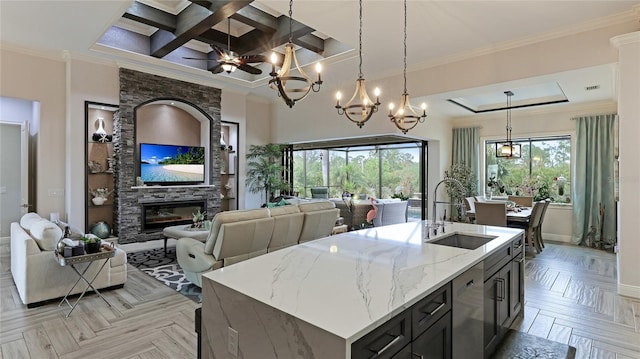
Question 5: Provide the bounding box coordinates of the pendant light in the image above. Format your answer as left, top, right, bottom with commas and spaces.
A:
269, 0, 322, 108
388, 0, 427, 134
495, 91, 521, 158
334, 0, 381, 128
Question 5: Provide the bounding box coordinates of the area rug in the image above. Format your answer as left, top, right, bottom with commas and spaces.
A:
127, 246, 202, 303
491, 330, 576, 359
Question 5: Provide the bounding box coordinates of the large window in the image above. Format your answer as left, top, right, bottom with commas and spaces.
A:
293, 144, 422, 200
485, 136, 571, 203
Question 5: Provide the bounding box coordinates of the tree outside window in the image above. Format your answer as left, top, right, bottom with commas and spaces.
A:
485, 136, 571, 203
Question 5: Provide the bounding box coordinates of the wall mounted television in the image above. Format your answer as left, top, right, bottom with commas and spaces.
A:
139, 143, 205, 185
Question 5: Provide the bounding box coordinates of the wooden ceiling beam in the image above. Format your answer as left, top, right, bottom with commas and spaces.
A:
293, 34, 324, 55
123, 1, 176, 32
231, 6, 277, 33
151, 1, 253, 58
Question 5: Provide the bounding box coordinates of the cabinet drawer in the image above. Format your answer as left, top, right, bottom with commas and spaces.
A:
511, 234, 524, 257
484, 244, 512, 280
352, 309, 411, 359
412, 282, 451, 340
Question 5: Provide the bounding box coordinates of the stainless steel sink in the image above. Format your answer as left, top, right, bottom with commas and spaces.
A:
428, 233, 497, 250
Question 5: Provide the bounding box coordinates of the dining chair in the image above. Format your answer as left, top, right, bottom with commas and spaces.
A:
510, 200, 545, 257
536, 199, 551, 249
464, 197, 476, 212
508, 195, 533, 208
474, 202, 507, 227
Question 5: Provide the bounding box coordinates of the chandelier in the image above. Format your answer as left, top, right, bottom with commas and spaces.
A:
269, 0, 322, 108
388, 0, 427, 134
334, 0, 381, 128
495, 91, 521, 158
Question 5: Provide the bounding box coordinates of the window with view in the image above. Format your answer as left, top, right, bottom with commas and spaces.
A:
485, 136, 571, 204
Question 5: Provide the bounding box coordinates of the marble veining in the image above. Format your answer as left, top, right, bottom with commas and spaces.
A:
203, 221, 522, 343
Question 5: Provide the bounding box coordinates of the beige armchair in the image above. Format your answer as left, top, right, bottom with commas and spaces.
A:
474, 202, 507, 227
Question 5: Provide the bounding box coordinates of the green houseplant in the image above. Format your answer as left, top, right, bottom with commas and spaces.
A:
246, 144, 290, 205
79, 235, 101, 254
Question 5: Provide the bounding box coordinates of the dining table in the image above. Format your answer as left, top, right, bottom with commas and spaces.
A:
466, 206, 532, 223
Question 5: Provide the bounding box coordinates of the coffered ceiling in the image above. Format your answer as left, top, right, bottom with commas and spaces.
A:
1, 1, 639, 116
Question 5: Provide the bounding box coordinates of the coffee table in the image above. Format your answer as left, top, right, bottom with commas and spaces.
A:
162, 224, 209, 255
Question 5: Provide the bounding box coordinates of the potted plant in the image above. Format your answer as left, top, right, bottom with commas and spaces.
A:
79, 235, 101, 254
246, 144, 290, 205
444, 163, 477, 221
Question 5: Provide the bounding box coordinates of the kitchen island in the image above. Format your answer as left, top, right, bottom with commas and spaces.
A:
200, 221, 524, 359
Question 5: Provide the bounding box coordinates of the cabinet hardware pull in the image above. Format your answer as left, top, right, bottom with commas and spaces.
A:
418, 302, 446, 325
496, 278, 504, 302
373, 334, 403, 356
466, 279, 475, 287
411, 353, 424, 359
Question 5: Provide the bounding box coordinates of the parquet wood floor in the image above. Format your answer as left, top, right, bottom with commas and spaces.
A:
513, 242, 640, 359
1, 241, 638, 358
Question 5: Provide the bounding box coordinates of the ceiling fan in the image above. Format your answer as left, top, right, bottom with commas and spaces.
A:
183, 18, 265, 75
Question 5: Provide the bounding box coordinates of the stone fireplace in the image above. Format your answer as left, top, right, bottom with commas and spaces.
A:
114, 68, 222, 243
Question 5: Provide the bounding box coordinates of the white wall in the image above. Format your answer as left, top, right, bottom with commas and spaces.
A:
0, 49, 66, 218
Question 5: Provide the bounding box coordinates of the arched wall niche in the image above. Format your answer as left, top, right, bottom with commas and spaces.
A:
116, 68, 221, 244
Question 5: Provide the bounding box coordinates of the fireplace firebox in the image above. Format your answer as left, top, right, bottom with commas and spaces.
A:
141, 200, 206, 232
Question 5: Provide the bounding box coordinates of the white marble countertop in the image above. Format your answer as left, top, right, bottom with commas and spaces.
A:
203, 221, 523, 343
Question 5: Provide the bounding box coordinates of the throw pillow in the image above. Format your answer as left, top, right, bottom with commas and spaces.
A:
20, 212, 42, 231
30, 218, 63, 251
278, 198, 288, 206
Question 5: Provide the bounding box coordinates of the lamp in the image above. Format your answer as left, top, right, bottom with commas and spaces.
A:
495, 91, 521, 158
388, 0, 427, 134
334, 0, 381, 128
269, 0, 322, 108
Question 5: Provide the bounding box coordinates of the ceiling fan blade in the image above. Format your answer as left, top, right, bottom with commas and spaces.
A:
183, 57, 219, 61
237, 63, 262, 75
240, 55, 266, 64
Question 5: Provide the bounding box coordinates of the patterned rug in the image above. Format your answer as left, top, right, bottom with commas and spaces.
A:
127, 246, 202, 303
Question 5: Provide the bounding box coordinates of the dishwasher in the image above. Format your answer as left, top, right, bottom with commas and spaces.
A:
452, 262, 484, 359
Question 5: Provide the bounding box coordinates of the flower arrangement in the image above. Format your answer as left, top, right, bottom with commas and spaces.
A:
192, 209, 207, 228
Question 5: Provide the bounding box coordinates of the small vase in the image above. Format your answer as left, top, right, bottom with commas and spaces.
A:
485, 188, 493, 200
85, 241, 101, 254
92, 118, 112, 143
92, 196, 107, 206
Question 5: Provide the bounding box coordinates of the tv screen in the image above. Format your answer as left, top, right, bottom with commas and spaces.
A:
139, 143, 205, 185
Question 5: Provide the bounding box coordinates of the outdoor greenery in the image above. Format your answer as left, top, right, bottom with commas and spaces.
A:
485, 136, 571, 203
246, 144, 290, 203
292, 146, 421, 199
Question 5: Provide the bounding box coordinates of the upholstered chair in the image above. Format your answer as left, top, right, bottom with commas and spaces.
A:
474, 202, 507, 227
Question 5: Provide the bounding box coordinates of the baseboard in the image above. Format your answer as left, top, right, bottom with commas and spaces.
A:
543, 233, 572, 243
618, 283, 640, 299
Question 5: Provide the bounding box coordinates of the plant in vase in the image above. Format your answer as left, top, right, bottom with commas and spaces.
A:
486, 175, 499, 200
90, 187, 112, 205
79, 235, 101, 254
192, 209, 207, 229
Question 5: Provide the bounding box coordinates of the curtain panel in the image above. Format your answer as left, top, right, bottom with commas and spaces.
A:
572, 114, 617, 246
452, 127, 480, 193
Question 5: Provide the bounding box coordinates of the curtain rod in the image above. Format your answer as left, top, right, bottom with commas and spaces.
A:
570, 113, 618, 120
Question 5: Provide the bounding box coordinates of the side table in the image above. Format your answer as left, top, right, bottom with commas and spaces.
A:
55, 244, 116, 317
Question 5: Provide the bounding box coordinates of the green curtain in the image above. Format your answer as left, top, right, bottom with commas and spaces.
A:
452, 127, 480, 193
572, 114, 616, 246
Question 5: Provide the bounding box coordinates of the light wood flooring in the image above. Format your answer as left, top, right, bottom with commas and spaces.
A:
1, 241, 639, 358
512, 242, 640, 359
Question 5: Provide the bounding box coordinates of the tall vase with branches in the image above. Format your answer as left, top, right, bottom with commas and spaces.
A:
246, 144, 290, 205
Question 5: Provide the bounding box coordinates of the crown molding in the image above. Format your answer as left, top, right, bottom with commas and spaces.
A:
0, 42, 66, 62
610, 31, 640, 47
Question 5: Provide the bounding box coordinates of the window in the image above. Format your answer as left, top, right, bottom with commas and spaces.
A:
292, 144, 423, 201
485, 136, 571, 203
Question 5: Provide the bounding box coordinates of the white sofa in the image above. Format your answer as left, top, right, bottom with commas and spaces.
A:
10, 213, 127, 307
176, 201, 339, 287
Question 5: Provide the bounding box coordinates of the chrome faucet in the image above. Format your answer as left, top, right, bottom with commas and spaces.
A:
432, 177, 466, 224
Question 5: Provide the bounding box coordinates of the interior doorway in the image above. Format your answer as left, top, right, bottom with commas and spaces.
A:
0, 97, 38, 238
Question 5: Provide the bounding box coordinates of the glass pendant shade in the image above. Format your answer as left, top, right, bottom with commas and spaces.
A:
221, 63, 236, 73
495, 91, 521, 158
